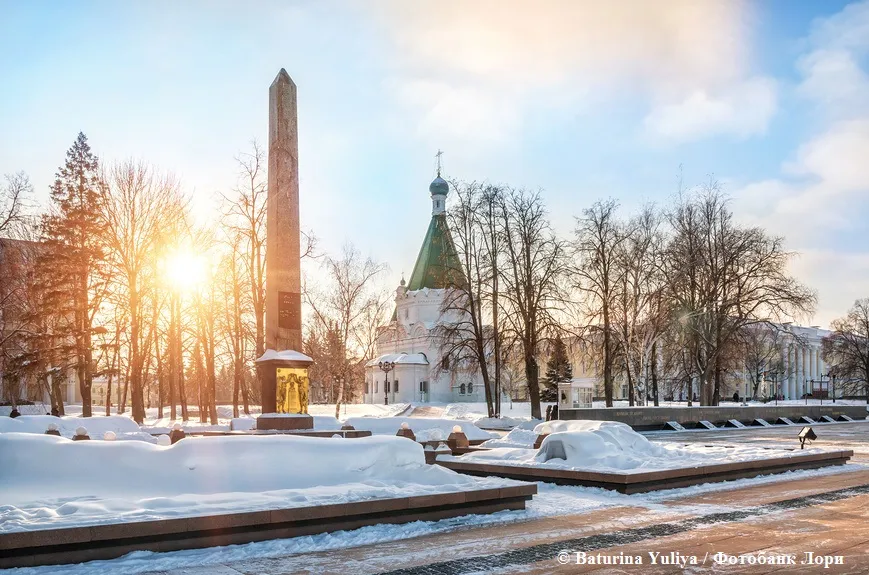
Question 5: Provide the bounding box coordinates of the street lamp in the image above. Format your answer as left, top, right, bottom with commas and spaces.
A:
378, 360, 395, 405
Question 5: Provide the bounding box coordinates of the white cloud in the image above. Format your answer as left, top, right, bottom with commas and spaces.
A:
643, 77, 777, 143
731, 1, 869, 325
370, 0, 759, 145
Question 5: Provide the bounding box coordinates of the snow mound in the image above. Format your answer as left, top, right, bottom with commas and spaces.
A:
473, 416, 529, 430
344, 417, 495, 441
535, 427, 666, 469
2, 433, 463, 500
481, 427, 539, 448
1, 433, 498, 533
0, 415, 141, 438
534, 419, 630, 435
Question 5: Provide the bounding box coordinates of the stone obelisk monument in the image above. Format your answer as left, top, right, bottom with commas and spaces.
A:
257, 68, 314, 429
266, 68, 302, 353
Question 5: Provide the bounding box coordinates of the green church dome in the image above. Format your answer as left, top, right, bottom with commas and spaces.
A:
429, 176, 449, 196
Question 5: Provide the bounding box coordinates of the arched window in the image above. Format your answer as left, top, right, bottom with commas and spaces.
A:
459, 383, 466, 395
467, 382, 474, 394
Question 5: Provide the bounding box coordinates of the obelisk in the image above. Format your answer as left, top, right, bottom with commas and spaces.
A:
257, 68, 313, 428
266, 68, 302, 353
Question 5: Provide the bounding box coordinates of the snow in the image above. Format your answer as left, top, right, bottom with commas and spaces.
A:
533, 419, 632, 435
480, 427, 539, 449
343, 417, 496, 442
8, 462, 862, 575
255, 349, 313, 363
0, 415, 141, 438
0, 433, 514, 534
442, 420, 836, 474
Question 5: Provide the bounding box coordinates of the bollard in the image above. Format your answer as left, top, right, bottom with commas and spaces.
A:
447, 425, 469, 451
72, 426, 90, 441
44, 423, 61, 437
156, 435, 171, 446
396, 421, 416, 442
103, 431, 117, 441
169, 423, 186, 444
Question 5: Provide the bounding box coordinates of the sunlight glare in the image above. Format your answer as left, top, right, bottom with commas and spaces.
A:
163, 249, 206, 293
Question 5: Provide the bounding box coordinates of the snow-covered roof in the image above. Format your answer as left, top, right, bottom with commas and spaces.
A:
366, 353, 429, 367
256, 349, 314, 363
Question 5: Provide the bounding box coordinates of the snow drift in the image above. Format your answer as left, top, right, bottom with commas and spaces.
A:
0, 432, 505, 533
446, 419, 826, 474
0, 415, 141, 438
343, 417, 495, 441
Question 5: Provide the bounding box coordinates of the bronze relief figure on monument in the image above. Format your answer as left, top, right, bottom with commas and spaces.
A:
256, 68, 314, 431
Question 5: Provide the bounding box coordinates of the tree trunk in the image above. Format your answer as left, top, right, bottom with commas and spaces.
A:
651, 341, 659, 406
526, 353, 541, 420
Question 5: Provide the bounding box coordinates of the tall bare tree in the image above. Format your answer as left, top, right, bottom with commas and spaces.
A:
499, 188, 567, 420
100, 161, 186, 423
437, 181, 500, 418
823, 299, 869, 402
305, 243, 388, 417
573, 199, 625, 407
665, 182, 815, 405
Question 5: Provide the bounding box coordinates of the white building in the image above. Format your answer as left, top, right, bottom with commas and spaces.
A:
363, 175, 486, 405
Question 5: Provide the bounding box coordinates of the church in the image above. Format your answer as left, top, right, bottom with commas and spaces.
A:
362, 173, 486, 405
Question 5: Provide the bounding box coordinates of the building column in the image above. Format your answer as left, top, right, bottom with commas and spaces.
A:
781, 345, 789, 399
790, 345, 798, 399
793, 345, 801, 399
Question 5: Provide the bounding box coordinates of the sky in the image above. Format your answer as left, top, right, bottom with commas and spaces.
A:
1, 0, 868, 328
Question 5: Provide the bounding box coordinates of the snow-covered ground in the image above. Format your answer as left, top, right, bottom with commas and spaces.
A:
344, 416, 496, 441
449, 420, 835, 474
0, 433, 517, 534
6, 462, 863, 575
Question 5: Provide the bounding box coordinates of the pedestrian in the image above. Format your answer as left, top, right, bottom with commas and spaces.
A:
551, 404, 559, 420
545, 405, 553, 421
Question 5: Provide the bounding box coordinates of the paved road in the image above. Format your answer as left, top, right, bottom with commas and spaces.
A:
154, 422, 869, 575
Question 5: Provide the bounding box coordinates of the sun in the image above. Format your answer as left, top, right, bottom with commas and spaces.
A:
162, 248, 206, 293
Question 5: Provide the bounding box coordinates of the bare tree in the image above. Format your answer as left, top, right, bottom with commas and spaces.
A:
823, 299, 869, 402
100, 161, 187, 423
573, 199, 626, 407
305, 243, 388, 417
436, 181, 499, 418
499, 188, 567, 420
665, 182, 816, 405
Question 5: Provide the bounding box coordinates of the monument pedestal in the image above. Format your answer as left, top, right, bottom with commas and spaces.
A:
257, 413, 314, 431
256, 349, 315, 431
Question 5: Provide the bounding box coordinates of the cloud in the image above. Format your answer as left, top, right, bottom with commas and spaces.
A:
732, 1, 869, 325
371, 0, 759, 146
643, 77, 777, 143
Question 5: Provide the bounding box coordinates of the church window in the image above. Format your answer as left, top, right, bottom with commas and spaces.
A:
467, 382, 474, 394
459, 383, 466, 395
364, 382, 369, 394
419, 381, 428, 392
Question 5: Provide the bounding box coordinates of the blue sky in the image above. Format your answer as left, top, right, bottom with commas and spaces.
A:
1, 0, 868, 327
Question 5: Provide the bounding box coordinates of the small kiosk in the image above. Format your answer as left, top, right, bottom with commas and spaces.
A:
558, 379, 594, 410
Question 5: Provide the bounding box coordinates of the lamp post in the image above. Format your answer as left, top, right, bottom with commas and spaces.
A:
378, 360, 395, 406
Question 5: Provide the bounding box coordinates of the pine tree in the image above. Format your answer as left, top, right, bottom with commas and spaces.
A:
35, 133, 106, 417
542, 335, 572, 401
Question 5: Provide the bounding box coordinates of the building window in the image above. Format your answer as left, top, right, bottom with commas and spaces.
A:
375, 381, 378, 393
404, 308, 409, 319
419, 381, 428, 393
394, 379, 399, 393
442, 356, 450, 371
364, 382, 369, 394
467, 382, 474, 394
385, 380, 390, 393
459, 383, 466, 395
